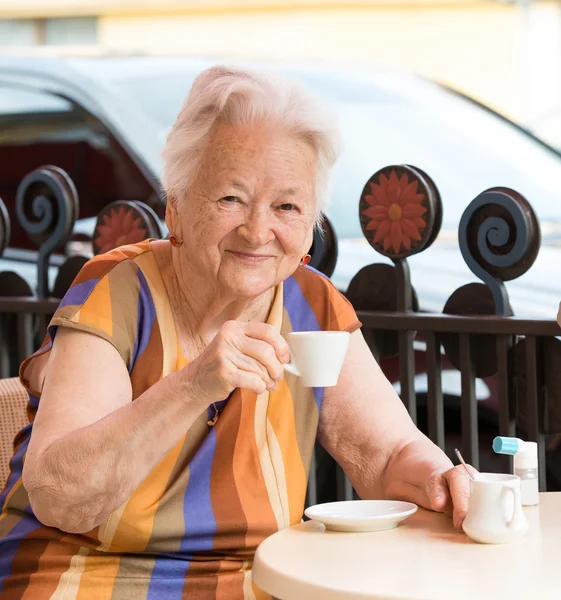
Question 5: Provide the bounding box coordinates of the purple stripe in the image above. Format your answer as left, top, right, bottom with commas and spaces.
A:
27, 392, 39, 412
283, 275, 326, 409
58, 278, 99, 308
283, 275, 321, 334
130, 269, 157, 372
180, 429, 217, 553
0, 425, 31, 512
313, 386, 324, 410
146, 556, 192, 600
146, 430, 217, 598
0, 513, 42, 590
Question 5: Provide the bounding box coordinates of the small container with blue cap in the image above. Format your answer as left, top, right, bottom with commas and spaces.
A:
493, 436, 539, 506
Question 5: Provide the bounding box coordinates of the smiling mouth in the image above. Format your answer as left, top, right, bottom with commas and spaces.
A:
227, 251, 273, 262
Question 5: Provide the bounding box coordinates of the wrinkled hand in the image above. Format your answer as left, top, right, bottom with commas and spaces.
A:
183, 320, 290, 407
426, 464, 478, 530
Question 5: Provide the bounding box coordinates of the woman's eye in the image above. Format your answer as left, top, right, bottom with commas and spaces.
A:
279, 203, 297, 211
221, 196, 239, 203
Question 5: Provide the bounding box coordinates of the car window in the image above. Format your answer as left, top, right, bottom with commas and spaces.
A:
0, 85, 73, 116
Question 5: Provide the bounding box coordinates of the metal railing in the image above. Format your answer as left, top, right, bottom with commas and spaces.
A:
308, 165, 561, 502
2, 164, 561, 502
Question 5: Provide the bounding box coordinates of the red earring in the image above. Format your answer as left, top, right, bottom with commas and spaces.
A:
301, 254, 311, 266
169, 234, 183, 247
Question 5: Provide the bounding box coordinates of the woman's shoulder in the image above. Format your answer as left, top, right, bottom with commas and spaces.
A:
72, 240, 155, 286
289, 264, 341, 296
286, 266, 361, 333
46, 241, 162, 370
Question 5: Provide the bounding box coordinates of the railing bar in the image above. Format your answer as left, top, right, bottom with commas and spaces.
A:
16, 314, 28, 368
335, 464, 354, 502
23, 313, 34, 359
305, 448, 317, 509
425, 331, 444, 450
0, 316, 9, 379
0, 298, 60, 313
459, 333, 478, 469
357, 311, 561, 337
496, 335, 515, 474
36, 314, 47, 343
524, 336, 546, 491
399, 330, 416, 424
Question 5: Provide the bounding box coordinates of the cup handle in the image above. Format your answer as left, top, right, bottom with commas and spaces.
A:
283, 361, 300, 377
504, 486, 525, 529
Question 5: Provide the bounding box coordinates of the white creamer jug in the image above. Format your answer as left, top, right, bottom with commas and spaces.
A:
463, 473, 528, 544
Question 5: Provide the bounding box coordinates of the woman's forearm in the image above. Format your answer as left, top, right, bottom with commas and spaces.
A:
24, 371, 204, 534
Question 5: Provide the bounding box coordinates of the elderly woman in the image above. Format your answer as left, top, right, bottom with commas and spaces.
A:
0, 66, 470, 599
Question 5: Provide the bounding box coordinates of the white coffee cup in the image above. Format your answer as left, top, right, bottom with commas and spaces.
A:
283, 331, 350, 387
462, 473, 529, 544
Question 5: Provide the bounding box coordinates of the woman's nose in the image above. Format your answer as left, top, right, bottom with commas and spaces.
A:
237, 211, 275, 246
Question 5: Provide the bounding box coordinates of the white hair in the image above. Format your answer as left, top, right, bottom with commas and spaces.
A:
161, 65, 341, 223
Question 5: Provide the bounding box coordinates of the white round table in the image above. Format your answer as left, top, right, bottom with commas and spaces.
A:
253, 492, 561, 600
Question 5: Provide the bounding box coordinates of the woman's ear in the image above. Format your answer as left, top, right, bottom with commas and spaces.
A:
165, 193, 180, 236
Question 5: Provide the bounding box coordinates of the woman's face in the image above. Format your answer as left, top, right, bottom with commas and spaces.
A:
168, 122, 317, 299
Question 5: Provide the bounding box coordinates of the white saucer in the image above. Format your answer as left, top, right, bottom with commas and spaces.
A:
304, 500, 418, 532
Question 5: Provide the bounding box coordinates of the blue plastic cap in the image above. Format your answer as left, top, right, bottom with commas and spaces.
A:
493, 436, 521, 455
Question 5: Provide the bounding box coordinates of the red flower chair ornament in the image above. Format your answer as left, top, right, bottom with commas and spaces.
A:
94, 200, 162, 255
359, 165, 441, 260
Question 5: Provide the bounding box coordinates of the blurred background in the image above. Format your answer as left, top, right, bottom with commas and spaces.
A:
2, 0, 561, 312
1, 0, 561, 141
2, 0, 561, 490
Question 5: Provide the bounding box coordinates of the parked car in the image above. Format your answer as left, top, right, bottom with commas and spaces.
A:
527, 107, 561, 154
2, 54, 561, 406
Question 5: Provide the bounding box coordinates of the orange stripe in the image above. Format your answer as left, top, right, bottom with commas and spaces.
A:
233, 389, 278, 551
292, 267, 360, 332
107, 435, 186, 553
182, 560, 220, 599
1, 529, 71, 600
74, 551, 121, 600
215, 560, 246, 600
19, 539, 83, 600
266, 379, 308, 525
72, 240, 151, 285
77, 275, 113, 336
210, 392, 248, 552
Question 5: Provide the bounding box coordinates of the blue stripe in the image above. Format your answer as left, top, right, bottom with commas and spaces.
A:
0, 512, 42, 591
58, 278, 98, 308
283, 275, 321, 333
180, 429, 217, 554
283, 275, 325, 410
147, 429, 217, 598
0, 424, 31, 512
130, 268, 157, 372
27, 392, 39, 412
146, 556, 193, 600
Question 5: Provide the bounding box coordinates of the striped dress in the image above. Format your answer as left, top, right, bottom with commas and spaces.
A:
0, 240, 360, 600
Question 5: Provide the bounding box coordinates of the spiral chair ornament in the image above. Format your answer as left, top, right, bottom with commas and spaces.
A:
16, 166, 79, 298
458, 187, 540, 316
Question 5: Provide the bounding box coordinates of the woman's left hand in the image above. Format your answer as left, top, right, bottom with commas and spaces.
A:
426, 464, 477, 530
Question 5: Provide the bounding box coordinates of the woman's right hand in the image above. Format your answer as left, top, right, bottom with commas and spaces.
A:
183, 321, 291, 406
